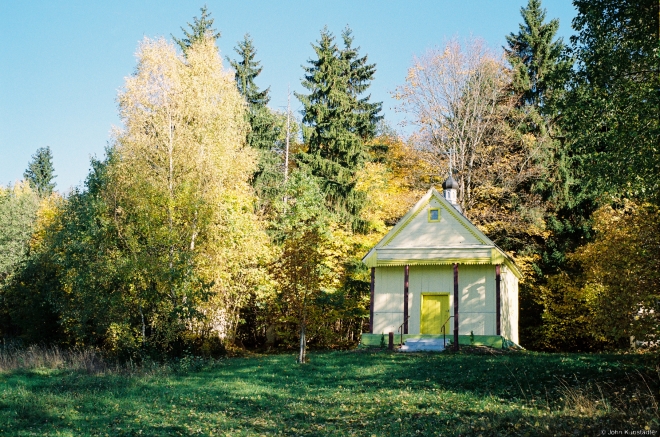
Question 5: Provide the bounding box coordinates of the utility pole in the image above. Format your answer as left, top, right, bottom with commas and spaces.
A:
284, 85, 290, 183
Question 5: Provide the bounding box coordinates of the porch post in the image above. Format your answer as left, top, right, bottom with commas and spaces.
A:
495, 265, 501, 336
403, 265, 409, 334
370, 267, 375, 333
453, 263, 459, 351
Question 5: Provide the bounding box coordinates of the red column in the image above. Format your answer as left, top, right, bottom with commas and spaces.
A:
370, 267, 375, 334
403, 265, 409, 334
495, 265, 501, 336
453, 263, 459, 351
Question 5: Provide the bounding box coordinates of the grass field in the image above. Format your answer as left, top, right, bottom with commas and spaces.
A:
0, 347, 658, 436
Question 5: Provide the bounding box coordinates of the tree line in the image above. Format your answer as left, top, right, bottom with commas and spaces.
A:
0, 0, 657, 358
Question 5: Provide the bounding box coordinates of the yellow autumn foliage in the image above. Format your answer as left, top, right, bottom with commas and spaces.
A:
111, 36, 271, 345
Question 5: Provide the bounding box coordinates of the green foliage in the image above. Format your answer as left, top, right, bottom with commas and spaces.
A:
537, 202, 660, 351
0, 350, 657, 435
23, 146, 56, 198
228, 34, 270, 108
172, 5, 221, 53
264, 171, 369, 353
0, 183, 42, 339
499, 0, 599, 350
0, 183, 39, 282
269, 171, 335, 356
560, 0, 660, 202
296, 27, 382, 232
505, 0, 568, 107
520, 0, 659, 350
228, 34, 289, 214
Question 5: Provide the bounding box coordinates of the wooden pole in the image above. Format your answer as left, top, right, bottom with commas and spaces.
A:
453, 263, 459, 351
495, 265, 501, 336
284, 85, 290, 182
370, 267, 375, 333
403, 265, 409, 334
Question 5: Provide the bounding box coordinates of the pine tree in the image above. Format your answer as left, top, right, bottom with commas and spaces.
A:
24, 146, 56, 198
296, 27, 382, 231
228, 34, 283, 212
229, 34, 270, 108
505, 0, 567, 107
172, 5, 221, 53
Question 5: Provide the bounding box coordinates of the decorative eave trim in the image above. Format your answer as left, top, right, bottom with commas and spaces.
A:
377, 257, 493, 267
363, 250, 377, 268
503, 258, 523, 280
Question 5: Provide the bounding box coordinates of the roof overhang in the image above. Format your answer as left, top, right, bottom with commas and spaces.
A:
363, 246, 522, 278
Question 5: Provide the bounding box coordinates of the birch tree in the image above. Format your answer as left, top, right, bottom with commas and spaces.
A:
111, 36, 269, 349
394, 38, 511, 214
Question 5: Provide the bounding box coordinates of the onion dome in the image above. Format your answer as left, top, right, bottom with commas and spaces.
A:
442, 175, 458, 190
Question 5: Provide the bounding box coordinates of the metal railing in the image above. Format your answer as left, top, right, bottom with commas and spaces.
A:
396, 315, 452, 348
440, 315, 453, 348
397, 316, 411, 347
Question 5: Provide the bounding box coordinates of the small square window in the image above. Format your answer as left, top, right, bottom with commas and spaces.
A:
429, 208, 440, 222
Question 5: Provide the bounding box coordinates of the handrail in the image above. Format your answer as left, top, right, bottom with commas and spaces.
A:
397, 316, 411, 346
440, 315, 453, 348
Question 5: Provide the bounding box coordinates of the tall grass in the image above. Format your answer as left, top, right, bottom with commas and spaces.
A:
0, 344, 106, 373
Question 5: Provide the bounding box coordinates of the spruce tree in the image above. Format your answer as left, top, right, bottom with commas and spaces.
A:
505, 0, 567, 107
24, 146, 56, 198
172, 5, 221, 53
228, 35, 283, 212
296, 27, 382, 231
229, 34, 270, 108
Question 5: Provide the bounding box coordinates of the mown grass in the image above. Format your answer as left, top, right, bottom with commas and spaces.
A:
0, 346, 658, 436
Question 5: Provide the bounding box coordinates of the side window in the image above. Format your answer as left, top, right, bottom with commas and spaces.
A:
428, 208, 440, 222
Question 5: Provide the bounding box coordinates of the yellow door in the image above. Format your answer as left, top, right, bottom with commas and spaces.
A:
421, 295, 450, 334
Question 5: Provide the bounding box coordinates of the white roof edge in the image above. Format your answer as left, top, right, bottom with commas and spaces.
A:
361, 187, 522, 279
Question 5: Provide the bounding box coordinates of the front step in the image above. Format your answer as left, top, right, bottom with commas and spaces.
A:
399, 338, 446, 352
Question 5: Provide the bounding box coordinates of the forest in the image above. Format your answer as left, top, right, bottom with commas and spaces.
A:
0, 0, 658, 360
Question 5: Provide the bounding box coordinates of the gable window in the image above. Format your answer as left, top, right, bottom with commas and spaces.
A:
428, 208, 440, 222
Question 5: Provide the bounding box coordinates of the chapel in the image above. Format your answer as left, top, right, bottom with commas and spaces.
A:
361, 176, 521, 348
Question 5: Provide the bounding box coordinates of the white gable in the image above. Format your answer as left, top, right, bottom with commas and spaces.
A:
362, 188, 522, 279
382, 194, 486, 248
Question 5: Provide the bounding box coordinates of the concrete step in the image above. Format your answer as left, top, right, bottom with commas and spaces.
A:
399, 338, 446, 352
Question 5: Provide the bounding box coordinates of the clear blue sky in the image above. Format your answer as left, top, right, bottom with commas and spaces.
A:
0, 1, 577, 192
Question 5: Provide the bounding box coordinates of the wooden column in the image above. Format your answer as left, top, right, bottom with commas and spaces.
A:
453, 263, 459, 351
370, 267, 375, 333
495, 265, 501, 336
403, 265, 409, 334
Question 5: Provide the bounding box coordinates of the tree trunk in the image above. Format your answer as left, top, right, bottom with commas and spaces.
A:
298, 322, 306, 363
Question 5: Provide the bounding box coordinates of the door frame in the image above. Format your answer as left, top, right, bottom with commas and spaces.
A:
420, 292, 451, 334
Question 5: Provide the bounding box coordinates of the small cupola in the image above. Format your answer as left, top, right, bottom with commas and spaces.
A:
442, 175, 461, 212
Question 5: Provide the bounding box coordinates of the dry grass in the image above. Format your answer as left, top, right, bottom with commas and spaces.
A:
556, 367, 660, 421
0, 344, 107, 373
557, 378, 612, 414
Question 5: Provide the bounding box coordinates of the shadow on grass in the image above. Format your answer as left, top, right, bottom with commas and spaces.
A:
0, 349, 657, 436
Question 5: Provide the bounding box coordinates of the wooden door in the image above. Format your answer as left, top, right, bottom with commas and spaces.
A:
421, 294, 450, 334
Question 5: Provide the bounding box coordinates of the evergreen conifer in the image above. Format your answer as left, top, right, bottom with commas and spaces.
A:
296, 27, 382, 231
228, 35, 283, 213
229, 35, 270, 108
505, 0, 567, 107
172, 5, 221, 53
24, 146, 56, 198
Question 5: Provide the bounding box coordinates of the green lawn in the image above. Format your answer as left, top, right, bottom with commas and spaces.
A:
0, 347, 658, 436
